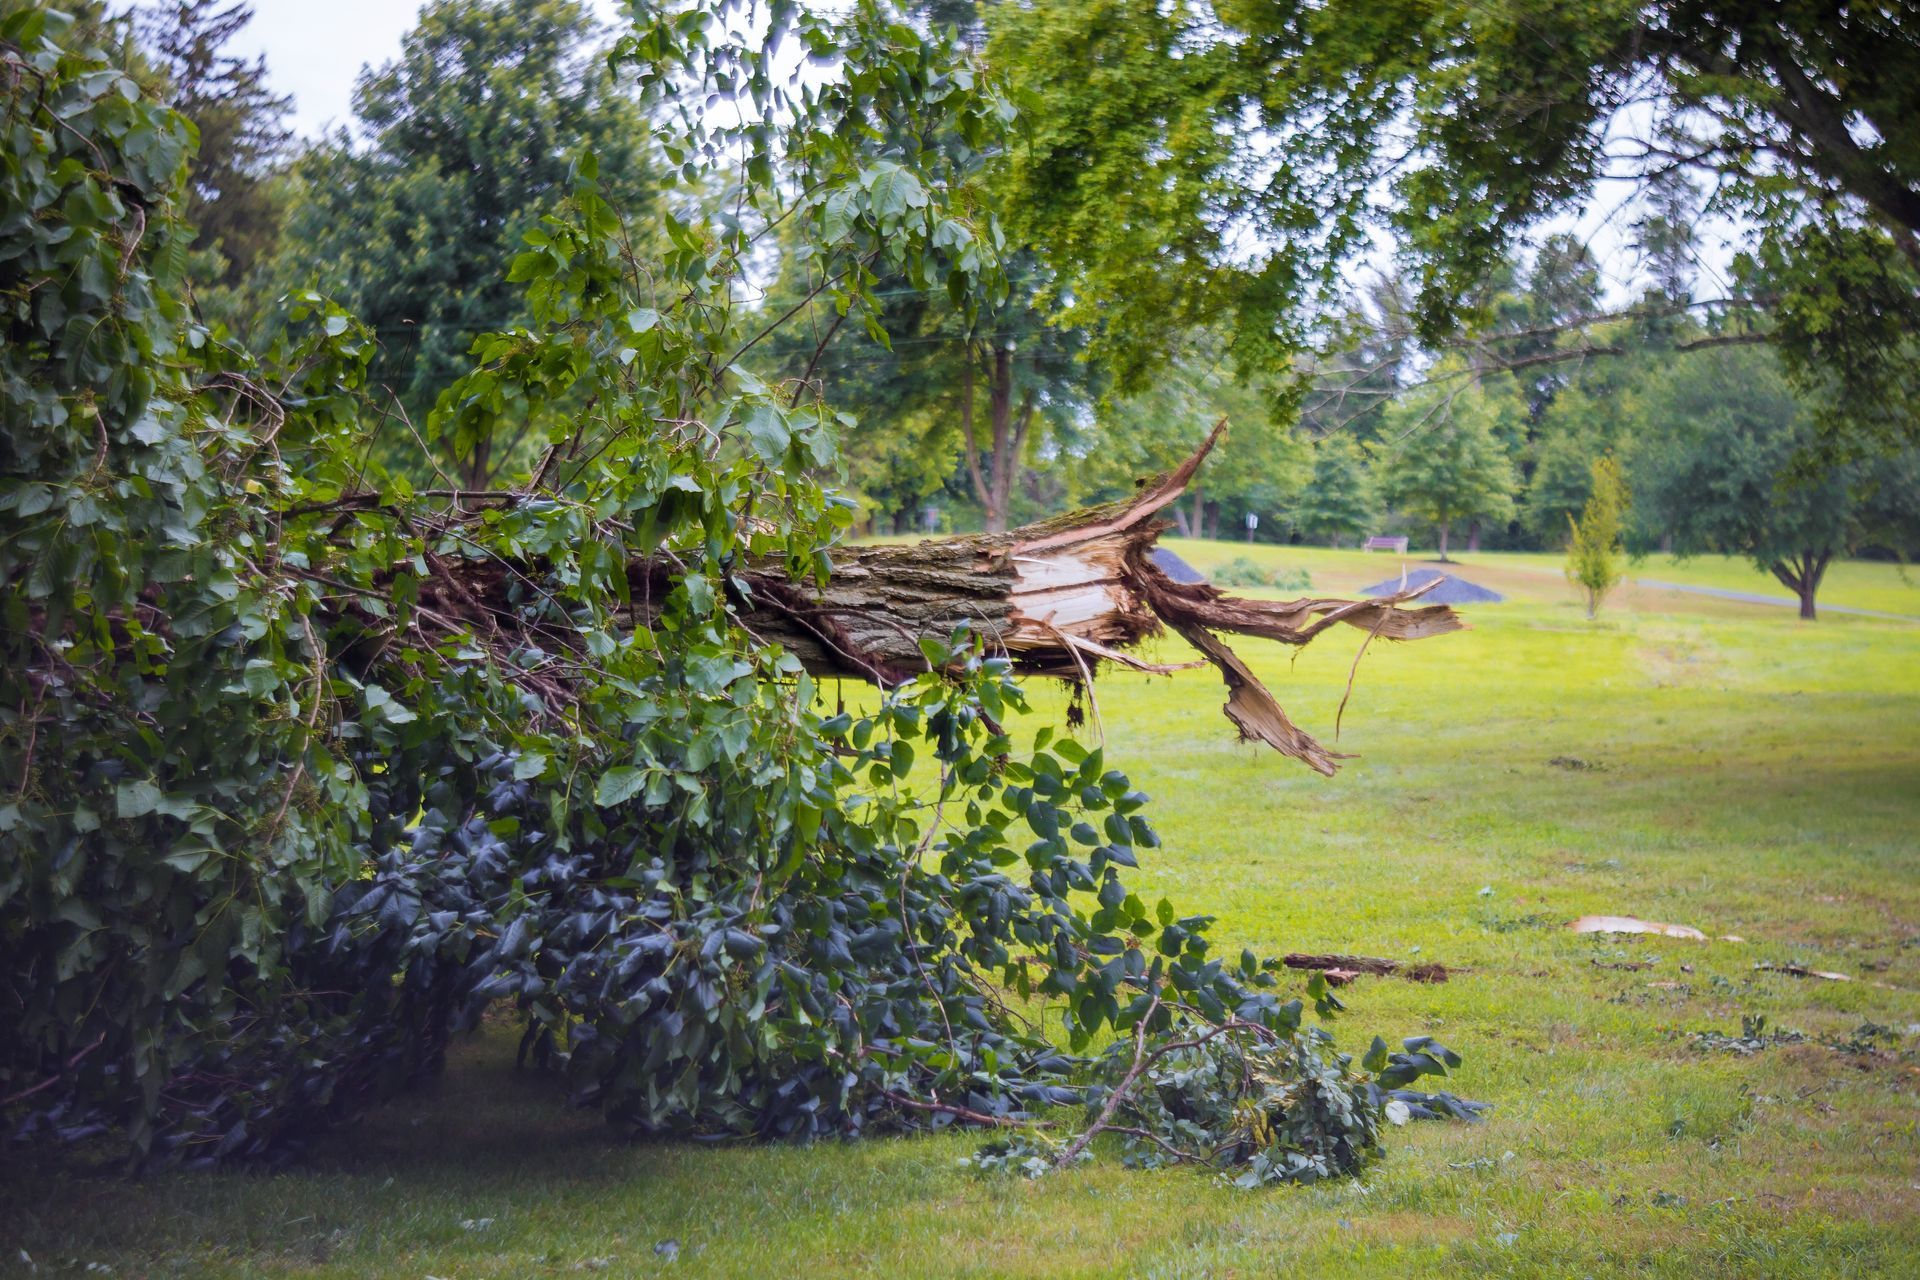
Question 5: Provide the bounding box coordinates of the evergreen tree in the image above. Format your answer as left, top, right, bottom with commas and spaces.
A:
1292, 435, 1375, 547
1632, 169, 1702, 305
140, 2, 291, 288
1565, 455, 1627, 619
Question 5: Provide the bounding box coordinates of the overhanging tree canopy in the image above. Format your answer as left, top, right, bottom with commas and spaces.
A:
990, 0, 1920, 451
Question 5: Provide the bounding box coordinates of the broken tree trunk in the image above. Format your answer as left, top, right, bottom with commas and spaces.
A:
425, 422, 1465, 775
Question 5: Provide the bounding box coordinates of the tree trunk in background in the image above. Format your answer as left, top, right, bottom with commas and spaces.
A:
960, 344, 1037, 535
1204, 500, 1221, 540
1771, 549, 1832, 622
461, 433, 493, 492
1466, 520, 1481, 553
1436, 524, 1451, 561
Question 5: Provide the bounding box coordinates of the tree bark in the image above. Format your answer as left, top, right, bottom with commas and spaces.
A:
1436, 524, 1451, 561
1466, 520, 1481, 553
961, 343, 1038, 535
1770, 548, 1832, 622
414, 422, 1464, 775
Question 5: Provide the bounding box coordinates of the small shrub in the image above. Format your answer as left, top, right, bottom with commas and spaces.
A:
1212, 557, 1313, 592
1566, 455, 1628, 618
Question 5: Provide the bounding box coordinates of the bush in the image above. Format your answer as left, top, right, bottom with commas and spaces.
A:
1212, 557, 1313, 592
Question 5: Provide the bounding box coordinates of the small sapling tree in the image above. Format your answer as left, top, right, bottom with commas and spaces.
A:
1566, 455, 1627, 618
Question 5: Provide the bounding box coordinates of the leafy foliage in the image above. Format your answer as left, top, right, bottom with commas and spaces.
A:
1210, 558, 1311, 594
1628, 346, 1920, 619
1292, 436, 1377, 547
264, 0, 662, 480
1088, 1024, 1479, 1187
1, 0, 1466, 1178
1378, 373, 1522, 558
1065, 339, 1307, 541
140, 0, 291, 288
990, 0, 1920, 453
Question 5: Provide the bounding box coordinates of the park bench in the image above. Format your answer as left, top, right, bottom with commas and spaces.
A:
1363, 535, 1409, 553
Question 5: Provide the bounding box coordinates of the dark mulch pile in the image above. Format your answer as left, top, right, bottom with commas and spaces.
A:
1361, 566, 1505, 604
1150, 547, 1208, 585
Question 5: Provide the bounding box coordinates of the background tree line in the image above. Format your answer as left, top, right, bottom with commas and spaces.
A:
118, 0, 1920, 615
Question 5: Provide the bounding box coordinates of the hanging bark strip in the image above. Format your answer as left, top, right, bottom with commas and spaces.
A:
419, 422, 1466, 773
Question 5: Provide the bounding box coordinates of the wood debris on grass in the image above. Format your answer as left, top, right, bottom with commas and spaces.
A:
1568, 915, 1708, 940
598, 419, 1463, 776
1754, 961, 1853, 982
1280, 952, 1454, 984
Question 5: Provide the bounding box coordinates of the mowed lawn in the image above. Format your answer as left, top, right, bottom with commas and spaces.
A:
5, 542, 1919, 1278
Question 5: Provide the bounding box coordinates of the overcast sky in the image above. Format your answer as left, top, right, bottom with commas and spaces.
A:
229, 0, 622, 139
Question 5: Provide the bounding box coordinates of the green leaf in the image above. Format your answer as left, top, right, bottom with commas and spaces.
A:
864, 161, 926, 218
115, 779, 162, 818
742, 402, 791, 462
596, 766, 648, 806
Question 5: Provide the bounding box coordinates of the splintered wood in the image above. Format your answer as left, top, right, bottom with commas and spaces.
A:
726, 419, 1464, 773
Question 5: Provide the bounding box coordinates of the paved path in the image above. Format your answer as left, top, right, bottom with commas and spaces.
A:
1634, 578, 1920, 622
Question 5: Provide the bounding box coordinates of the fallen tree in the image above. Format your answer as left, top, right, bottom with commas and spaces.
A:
413, 419, 1461, 777
3, 3, 1476, 1177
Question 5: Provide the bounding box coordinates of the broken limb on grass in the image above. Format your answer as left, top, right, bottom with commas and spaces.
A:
407, 421, 1463, 773
1279, 953, 1456, 984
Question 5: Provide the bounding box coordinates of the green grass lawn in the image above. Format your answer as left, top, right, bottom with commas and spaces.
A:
5, 549, 1919, 1278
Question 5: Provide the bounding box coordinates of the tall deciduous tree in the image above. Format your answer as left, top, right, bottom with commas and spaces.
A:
1379, 371, 1521, 560
1631, 346, 1920, 619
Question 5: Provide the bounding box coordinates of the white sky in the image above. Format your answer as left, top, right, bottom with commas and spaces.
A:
228, 0, 623, 139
